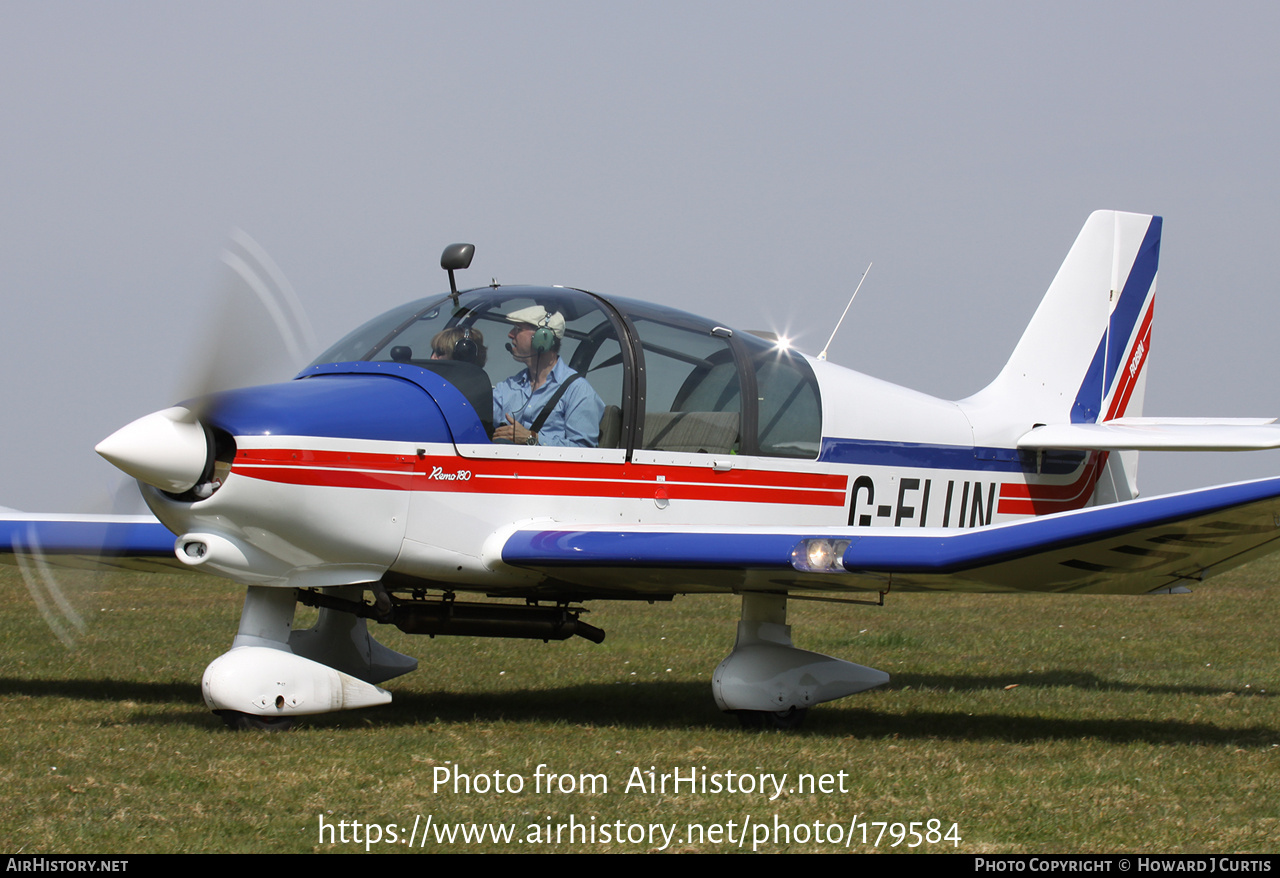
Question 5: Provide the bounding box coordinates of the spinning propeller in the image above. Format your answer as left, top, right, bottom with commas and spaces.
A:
96, 229, 317, 498
19, 230, 317, 646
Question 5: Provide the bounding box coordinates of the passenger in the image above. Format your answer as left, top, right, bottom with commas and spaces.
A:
423, 326, 492, 435
492, 306, 603, 447
430, 327, 487, 367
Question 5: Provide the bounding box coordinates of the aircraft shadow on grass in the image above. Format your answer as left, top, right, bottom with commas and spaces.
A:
1, 676, 1269, 747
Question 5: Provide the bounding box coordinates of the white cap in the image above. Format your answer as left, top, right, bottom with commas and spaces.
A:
505, 305, 565, 339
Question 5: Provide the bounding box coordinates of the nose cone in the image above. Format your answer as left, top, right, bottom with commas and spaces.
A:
96, 406, 209, 493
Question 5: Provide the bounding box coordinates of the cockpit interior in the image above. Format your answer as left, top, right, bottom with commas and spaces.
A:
310, 286, 822, 459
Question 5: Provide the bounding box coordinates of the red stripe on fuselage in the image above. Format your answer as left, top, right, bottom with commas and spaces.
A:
997, 452, 1108, 515
231, 449, 851, 507
234, 448, 420, 469
997, 297, 1154, 516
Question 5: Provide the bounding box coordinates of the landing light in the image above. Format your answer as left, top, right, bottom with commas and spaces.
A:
791, 538, 851, 573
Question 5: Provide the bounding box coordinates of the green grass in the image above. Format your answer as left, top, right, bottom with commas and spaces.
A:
1, 560, 1277, 853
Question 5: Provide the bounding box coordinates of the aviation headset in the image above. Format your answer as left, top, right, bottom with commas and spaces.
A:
452, 326, 479, 364
531, 314, 558, 355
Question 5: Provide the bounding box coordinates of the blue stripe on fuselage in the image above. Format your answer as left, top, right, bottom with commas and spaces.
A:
818, 436, 1084, 474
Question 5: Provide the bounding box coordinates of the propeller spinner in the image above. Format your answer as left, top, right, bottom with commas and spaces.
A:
95, 406, 209, 494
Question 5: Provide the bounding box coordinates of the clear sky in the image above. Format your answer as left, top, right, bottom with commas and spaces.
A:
3, 1, 1279, 512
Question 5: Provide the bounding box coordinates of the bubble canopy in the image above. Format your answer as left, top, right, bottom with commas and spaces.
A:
310, 285, 821, 459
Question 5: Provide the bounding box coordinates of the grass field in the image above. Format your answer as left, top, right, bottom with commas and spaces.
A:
1, 558, 1277, 854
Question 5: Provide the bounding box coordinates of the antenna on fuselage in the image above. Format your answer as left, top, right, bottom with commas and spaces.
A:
441, 243, 476, 305
816, 262, 872, 362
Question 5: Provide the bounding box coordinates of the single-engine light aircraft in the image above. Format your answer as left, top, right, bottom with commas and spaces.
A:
7, 210, 1280, 730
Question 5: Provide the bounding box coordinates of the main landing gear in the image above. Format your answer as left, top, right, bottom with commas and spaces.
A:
736, 706, 809, 731
713, 593, 889, 731
203, 586, 888, 731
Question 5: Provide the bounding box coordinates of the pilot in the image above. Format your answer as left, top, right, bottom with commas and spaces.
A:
492, 305, 604, 447
430, 327, 487, 367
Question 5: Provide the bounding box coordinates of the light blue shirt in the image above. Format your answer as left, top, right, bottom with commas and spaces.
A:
492, 357, 604, 447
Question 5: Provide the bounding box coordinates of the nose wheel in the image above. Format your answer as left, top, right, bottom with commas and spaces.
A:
217, 710, 295, 732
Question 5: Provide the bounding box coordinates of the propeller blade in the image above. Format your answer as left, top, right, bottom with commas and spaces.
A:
182, 229, 318, 423
24, 231, 318, 649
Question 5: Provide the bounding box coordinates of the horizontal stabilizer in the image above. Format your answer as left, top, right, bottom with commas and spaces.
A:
1019, 417, 1280, 452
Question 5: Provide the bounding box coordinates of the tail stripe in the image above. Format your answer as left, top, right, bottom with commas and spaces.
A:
1104, 217, 1162, 393
1104, 299, 1154, 421
1069, 216, 1162, 424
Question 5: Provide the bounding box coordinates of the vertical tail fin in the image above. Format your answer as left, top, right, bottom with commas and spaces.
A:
964, 210, 1162, 501
968, 210, 1161, 425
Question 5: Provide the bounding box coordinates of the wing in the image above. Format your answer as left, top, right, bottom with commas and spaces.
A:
501, 477, 1280, 596
0, 512, 182, 572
